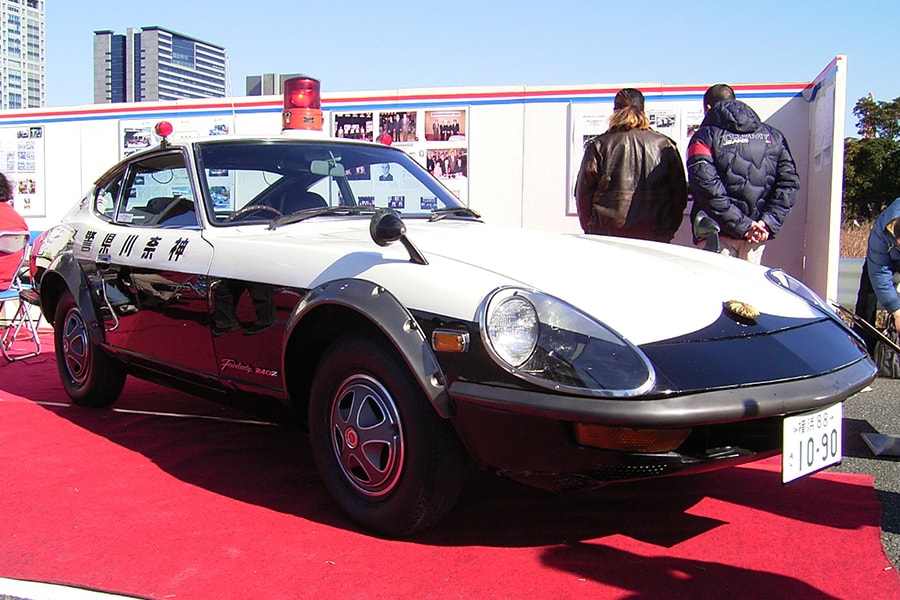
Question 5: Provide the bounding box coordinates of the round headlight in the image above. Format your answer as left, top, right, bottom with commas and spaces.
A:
486, 294, 538, 367
480, 287, 655, 397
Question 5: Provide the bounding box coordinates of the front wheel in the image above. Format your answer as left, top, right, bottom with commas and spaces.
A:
54, 290, 126, 407
309, 335, 466, 536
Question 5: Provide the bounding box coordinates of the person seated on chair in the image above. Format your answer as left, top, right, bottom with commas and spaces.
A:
855, 196, 900, 355
0, 171, 28, 291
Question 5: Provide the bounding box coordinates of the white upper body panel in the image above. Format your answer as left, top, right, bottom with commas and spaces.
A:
198, 217, 818, 345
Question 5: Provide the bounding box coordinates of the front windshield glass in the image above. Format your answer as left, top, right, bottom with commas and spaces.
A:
195, 139, 465, 226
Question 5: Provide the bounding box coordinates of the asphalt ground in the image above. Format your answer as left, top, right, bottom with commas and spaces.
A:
830, 376, 900, 569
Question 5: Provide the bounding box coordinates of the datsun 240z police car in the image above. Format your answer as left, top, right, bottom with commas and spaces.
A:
29, 78, 876, 536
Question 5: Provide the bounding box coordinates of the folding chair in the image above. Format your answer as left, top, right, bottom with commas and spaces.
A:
0, 230, 41, 361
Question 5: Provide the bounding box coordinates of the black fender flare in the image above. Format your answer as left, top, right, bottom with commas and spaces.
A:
285, 278, 453, 418
41, 252, 106, 347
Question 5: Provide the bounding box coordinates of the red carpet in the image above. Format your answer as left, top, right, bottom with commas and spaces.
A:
1, 337, 898, 599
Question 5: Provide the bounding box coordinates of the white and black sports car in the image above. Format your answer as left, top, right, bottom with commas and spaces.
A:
31, 123, 875, 536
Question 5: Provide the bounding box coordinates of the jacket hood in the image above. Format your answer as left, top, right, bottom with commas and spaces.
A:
702, 99, 762, 134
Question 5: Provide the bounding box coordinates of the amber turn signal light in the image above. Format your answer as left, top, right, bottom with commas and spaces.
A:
431, 330, 470, 353
573, 423, 691, 453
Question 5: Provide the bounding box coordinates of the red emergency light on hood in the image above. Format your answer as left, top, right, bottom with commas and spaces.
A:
281, 76, 323, 131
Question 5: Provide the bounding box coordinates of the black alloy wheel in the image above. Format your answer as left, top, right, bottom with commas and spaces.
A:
54, 290, 126, 407
308, 334, 466, 536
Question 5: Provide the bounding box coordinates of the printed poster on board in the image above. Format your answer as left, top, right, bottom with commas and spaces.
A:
0, 125, 46, 217
567, 101, 703, 216
328, 108, 470, 206
119, 116, 236, 209
118, 116, 235, 159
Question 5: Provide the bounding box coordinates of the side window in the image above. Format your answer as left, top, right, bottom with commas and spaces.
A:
93, 171, 124, 221
117, 152, 198, 228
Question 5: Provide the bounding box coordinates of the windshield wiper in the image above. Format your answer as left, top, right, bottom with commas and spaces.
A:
428, 206, 482, 222
268, 206, 374, 229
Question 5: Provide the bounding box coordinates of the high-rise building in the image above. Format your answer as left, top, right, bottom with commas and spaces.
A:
246, 73, 303, 96
0, 0, 45, 109
93, 26, 226, 103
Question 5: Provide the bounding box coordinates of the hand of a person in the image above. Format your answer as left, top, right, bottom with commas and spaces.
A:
892, 308, 900, 333
745, 220, 769, 243
744, 227, 760, 243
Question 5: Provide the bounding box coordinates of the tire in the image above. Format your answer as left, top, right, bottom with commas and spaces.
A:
309, 334, 466, 536
54, 290, 126, 407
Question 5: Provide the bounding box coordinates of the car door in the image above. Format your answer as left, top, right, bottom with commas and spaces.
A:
193, 150, 301, 394
84, 149, 217, 377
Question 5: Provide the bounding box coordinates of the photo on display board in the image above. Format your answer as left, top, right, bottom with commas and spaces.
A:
378, 111, 417, 143
568, 101, 705, 217
648, 109, 677, 132
567, 104, 613, 216
426, 148, 467, 179
210, 186, 231, 209
0, 125, 45, 216
424, 110, 466, 141
17, 178, 36, 195
209, 123, 230, 136
684, 108, 704, 141
123, 128, 152, 150
345, 164, 370, 180
334, 112, 374, 141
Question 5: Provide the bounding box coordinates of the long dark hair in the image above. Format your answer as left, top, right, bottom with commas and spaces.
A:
608, 88, 649, 132
0, 172, 11, 202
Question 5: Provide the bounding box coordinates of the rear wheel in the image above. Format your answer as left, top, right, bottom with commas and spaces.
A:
54, 290, 126, 407
309, 334, 466, 536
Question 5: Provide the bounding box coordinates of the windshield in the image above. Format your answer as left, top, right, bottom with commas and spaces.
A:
195, 139, 466, 226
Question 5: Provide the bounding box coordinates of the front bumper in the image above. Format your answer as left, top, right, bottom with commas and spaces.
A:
448, 356, 875, 427
447, 357, 875, 489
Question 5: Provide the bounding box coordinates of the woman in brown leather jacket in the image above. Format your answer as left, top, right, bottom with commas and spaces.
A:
574, 88, 687, 242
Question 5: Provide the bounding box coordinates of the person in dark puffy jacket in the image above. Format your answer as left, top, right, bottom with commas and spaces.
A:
687, 84, 800, 263
575, 88, 687, 242
854, 197, 900, 354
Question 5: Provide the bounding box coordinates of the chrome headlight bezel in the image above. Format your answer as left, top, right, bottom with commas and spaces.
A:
478, 287, 656, 398
765, 268, 865, 341
765, 268, 844, 321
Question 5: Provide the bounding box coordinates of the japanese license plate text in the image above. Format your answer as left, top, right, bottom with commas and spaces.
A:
782, 403, 842, 483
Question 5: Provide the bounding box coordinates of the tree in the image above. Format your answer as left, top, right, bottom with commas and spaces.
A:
853, 95, 900, 140
843, 96, 900, 221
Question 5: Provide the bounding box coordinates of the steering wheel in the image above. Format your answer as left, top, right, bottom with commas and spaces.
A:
149, 197, 192, 226
224, 204, 284, 222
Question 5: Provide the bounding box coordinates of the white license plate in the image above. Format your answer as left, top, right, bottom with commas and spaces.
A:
782, 403, 842, 483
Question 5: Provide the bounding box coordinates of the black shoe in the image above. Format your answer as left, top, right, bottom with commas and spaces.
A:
243, 321, 272, 335
212, 323, 241, 337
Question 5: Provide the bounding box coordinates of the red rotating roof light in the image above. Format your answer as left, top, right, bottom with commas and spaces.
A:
155, 121, 174, 139
285, 77, 320, 109
282, 76, 323, 131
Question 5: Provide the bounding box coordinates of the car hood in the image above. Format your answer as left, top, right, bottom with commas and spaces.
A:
411, 222, 820, 343
212, 219, 821, 345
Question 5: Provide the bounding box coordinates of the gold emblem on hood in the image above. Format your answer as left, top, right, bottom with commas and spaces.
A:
724, 300, 760, 322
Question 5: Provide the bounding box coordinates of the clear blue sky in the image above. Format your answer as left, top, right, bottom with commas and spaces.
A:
46, 0, 899, 137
